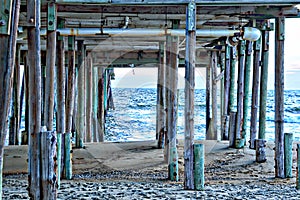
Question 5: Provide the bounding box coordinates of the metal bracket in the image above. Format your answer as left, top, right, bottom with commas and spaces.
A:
57, 19, 65, 41
47, 3, 57, 31
186, 1, 196, 31
0, 0, 12, 35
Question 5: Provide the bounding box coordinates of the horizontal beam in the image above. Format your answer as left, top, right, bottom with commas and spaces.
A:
54, 0, 300, 6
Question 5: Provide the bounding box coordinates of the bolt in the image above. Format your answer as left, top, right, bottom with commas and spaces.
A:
0, 20, 6, 26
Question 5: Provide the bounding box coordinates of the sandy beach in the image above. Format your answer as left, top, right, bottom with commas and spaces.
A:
2, 140, 300, 199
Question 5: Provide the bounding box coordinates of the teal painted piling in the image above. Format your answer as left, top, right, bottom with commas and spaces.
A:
65, 132, 72, 180
259, 25, 270, 140
194, 144, 205, 190
56, 133, 62, 188
229, 46, 237, 112
297, 144, 300, 189
284, 133, 293, 178
169, 147, 179, 181
242, 41, 253, 141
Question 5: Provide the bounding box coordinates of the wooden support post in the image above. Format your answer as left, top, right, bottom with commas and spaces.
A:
14, 44, 22, 145
65, 35, 75, 179
164, 35, 171, 163
297, 144, 300, 189
0, 0, 20, 196
56, 19, 66, 187
184, 1, 196, 190
284, 133, 293, 178
274, 17, 285, 178
250, 36, 261, 149
242, 41, 253, 141
222, 44, 231, 140
255, 139, 267, 163
229, 46, 237, 113
229, 111, 236, 148
205, 51, 211, 139
41, 129, 57, 199
86, 53, 93, 142
41, 3, 57, 198
76, 40, 85, 148
27, 0, 42, 198
44, 2, 56, 131
97, 68, 105, 142
259, 22, 270, 140
235, 40, 246, 147
156, 41, 166, 148
168, 29, 179, 181
210, 51, 218, 140
93, 63, 99, 142
194, 144, 204, 190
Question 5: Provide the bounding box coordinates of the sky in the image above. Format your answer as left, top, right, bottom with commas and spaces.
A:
111, 18, 300, 90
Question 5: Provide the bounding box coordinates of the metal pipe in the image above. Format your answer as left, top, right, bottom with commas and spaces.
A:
55, 27, 261, 41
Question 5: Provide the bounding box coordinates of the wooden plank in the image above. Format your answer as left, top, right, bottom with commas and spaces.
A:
156, 41, 166, 148
250, 36, 261, 149
27, 0, 42, 198
274, 16, 285, 178
184, 1, 196, 190
210, 51, 218, 140
76, 40, 85, 147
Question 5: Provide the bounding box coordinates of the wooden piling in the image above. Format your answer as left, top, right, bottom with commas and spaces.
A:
27, 0, 42, 197
205, 50, 211, 139
184, 1, 196, 190
229, 46, 237, 113
194, 144, 204, 190
235, 40, 246, 145
44, 2, 57, 131
86, 53, 93, 142
211, 51, 218, 140
93, 64, 99, 142
0, 0, 21, 195
297, 144, 300, 189
76, 40, 85, 148
274, 17, 285, 178
258, 22, 270, 140
284, 133, 293, 178
250, 36, 261, 149
255, 139, 267, 163
229, 111, 236, 148
97, 68, 105, 142
65, 35, 75, 179
242, 41, 253, 141
168, 33, 179, 181
41, 129, 57, 199
157, 41, 166, 148
56, 19, 66, 186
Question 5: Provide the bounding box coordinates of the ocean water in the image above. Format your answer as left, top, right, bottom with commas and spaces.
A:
105, 88, 300, 142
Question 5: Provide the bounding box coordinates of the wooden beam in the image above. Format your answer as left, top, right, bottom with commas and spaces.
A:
184, 1, 196, 190
274, 16, 285, 178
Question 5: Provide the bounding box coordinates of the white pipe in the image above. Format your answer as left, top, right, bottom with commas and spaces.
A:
56, 27, 261, 41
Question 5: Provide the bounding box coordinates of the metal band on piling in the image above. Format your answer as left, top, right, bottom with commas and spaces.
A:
194, 143, 205, 190
284, 133, 293, 178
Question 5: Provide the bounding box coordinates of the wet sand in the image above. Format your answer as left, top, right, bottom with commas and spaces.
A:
2, 140, 300, 199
